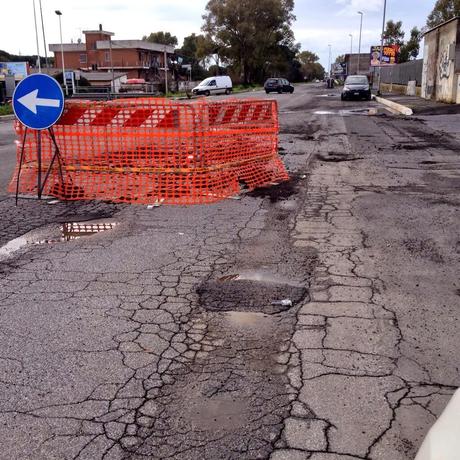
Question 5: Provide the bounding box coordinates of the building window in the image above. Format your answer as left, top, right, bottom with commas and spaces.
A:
105, 51, 110, 63
79, 54, 87, 64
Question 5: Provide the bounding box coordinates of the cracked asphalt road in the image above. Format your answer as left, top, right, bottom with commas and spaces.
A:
0, 84, 459, 459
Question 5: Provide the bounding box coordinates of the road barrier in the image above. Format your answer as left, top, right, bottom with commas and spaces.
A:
9, 98, 288, 205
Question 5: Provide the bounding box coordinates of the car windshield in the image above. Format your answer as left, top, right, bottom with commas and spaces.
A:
267, 79, 278, 83
345, 76, 368, 85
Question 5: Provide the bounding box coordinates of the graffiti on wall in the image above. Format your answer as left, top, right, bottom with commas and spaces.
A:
438, 46, 451, 79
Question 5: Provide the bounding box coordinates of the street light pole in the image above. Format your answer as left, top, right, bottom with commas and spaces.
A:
328, 44, 331, 77
357, 11, 363, 74
377, 0, 387, 95
109, 35, 114, 93
349, 34, 353, 55
164, 45, 168, 96
55, 10, 68, 96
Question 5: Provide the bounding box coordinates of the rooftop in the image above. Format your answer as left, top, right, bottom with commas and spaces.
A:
83, 30, 114, 36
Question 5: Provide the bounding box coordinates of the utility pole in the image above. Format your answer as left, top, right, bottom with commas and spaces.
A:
349, 34, 353, 55
328, 44, 331, 78
38, 0, 49, 69
377, 0, 387, 95
32, 0, 41, 72
109, 35, 114, 93
357, 11, 363, 74
164, 45, 168, 96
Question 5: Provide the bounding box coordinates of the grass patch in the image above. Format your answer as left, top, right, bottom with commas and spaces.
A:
0, 104, 13, 116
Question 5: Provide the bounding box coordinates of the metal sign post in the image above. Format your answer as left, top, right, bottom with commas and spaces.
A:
12, 73, 65, 204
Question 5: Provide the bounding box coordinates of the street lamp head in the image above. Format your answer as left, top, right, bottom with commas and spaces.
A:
358, 11, 363, 15
55, 10, 62, 15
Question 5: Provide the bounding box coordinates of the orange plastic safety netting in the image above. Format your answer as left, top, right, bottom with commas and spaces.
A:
9, 97, 288, 205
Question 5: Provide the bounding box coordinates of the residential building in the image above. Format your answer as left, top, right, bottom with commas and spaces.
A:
49, 25, 175, 81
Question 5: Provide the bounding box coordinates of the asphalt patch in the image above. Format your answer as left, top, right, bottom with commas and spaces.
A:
197, 278, 308, 314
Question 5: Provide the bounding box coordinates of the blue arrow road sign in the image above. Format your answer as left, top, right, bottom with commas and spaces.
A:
12, 73, 64, 130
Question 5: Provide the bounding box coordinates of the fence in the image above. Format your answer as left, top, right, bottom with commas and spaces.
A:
9, 97, 287, 205
380, 59, 423, 86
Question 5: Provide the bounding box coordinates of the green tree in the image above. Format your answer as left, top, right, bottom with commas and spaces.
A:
142, 31, 178, 47
399, 27, 421, 63
177, 34, 209, 80
297, 51, 320, 64
335, 54, 345, 64
384, 20, 405, 45
296, 50, 324, 81
202, 0, 297, 84
427, 0, 460, 28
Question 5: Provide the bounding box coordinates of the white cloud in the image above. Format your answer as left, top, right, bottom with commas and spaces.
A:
335, 0, 383, 16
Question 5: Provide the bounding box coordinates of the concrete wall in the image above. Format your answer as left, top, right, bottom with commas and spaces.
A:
422, 18, 460, 103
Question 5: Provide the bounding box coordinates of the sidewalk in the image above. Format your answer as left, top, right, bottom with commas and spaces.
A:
379, 93, 460, 115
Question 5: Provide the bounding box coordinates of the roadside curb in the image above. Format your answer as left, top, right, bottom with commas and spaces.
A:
374, 96, 413, 116
0, 115, 15, 122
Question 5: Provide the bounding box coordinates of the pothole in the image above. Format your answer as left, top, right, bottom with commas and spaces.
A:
197, 272, 308, 315
317, 153, 364, 162
0, 219, 118, 261
247, 175, 302, 202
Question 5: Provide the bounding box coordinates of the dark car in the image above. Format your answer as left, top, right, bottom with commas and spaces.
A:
264, 78, 294, 94
341, 75, 372, 100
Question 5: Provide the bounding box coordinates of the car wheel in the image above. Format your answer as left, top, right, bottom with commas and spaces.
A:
205, 90, 210, 97
290, 88, 294, 94
277, 89, 282, 94
265, 90, 270, 94
367, 94, 372, 101
225, 89, 231, 95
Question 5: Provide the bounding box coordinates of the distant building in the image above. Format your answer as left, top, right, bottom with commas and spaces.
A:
421, 16, 460, 104
49, 24, 175, 81
343, 53, 371, 76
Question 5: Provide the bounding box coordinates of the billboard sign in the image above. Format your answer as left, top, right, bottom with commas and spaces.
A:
0, 62, 29, 80
370, 45, 400, 66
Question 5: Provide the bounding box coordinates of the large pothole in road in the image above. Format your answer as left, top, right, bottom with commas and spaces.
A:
197, 271, 308, 314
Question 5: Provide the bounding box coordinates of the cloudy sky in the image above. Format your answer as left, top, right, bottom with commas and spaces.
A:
1, 0, 436, 68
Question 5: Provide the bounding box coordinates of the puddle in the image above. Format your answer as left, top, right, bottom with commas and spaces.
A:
219, 269, 303, 287
61, 221, 117, 241
0, 219, 118, 261
314, 108, 383, 116
225, 311, 269, 327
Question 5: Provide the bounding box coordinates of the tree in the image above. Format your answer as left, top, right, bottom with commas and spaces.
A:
399, 27, 421, 63
142, 31, 178, 47
296, 50, 324, 81
335, 54, 345, 64
298, 51, 319, 64
427, 0, 460, 28
384, 20, 405, 45
202, 0, 297, 84
177, 34, 209, 80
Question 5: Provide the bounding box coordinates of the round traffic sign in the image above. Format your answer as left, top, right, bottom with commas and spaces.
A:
12, 73, 64, 130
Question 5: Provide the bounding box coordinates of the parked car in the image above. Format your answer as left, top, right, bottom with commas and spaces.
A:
191, 76, 232, 96
341, 75, 372, 100
264, 78, 294, 94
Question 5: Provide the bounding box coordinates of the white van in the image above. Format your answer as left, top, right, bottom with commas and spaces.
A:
191, 76, 232, 96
